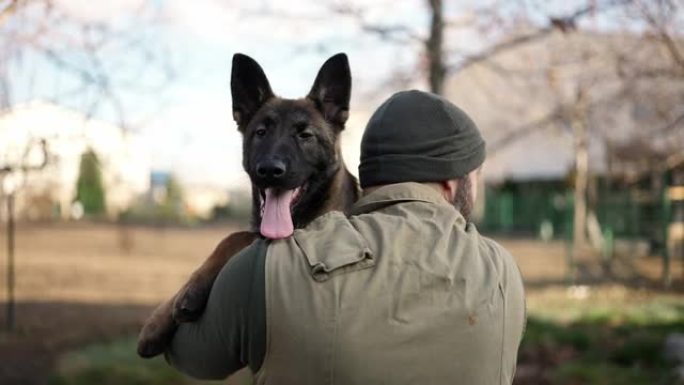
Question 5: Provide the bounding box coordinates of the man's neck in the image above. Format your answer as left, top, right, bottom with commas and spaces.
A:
363, 182, 447, 199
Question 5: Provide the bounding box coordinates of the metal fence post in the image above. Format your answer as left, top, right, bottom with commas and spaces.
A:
565, 191, 575, 285
662, 173, 671, 288
6, 192, 15, 331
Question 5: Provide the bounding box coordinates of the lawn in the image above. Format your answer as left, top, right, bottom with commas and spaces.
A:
48, 287, 684, 385
515, 286, 683, 385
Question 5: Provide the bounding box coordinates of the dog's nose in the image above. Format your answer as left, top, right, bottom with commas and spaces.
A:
256, 160, 287, 179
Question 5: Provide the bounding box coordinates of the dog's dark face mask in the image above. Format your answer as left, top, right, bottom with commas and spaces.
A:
231, 53, 351, 239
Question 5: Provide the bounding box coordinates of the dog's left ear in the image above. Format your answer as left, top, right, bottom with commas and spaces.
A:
307, 53, 351, 128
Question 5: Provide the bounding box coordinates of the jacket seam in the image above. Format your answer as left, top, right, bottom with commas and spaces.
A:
254, 243, 272, 382
498, 282, 505, 385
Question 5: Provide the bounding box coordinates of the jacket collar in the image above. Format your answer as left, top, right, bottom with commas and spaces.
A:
351, 182, 456, 216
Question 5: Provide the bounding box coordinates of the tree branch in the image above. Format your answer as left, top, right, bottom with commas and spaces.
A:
488, 85, 632, 154
449, 0, 635, 75
636, 0, 684, 73
2, 0, 172, 131
0, 139, 49, 174
655, 110, 684, 135
329, 2, 425, 44
488, 107, 563, 153
0, 0, 21, 27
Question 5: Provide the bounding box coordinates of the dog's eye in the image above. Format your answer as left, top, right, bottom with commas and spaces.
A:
298, 131, 314, 140
255, 128, 267, 137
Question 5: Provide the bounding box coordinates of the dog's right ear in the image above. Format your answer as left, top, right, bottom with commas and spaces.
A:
231, 54, 274, 131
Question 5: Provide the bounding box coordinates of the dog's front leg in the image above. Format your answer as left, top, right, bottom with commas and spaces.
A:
137, 230, 257, 358
137, 295, 177, 358
172, 231, 257, 322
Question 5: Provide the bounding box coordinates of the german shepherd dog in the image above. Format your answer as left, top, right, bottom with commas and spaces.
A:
137, 53, 359, 357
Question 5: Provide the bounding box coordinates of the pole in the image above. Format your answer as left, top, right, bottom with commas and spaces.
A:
565, 191, 575, 285
6, 193, 15, 331
661, 174, 671, 288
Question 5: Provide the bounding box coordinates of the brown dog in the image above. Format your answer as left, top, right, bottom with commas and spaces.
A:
137, 53, 359, 358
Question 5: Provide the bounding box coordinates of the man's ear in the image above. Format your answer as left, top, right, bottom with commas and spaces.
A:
231, 54, 274, 131
307, 53, 351, 128
440, 180, 458, 203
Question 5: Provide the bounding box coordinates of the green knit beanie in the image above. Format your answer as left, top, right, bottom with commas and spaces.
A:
359, 90, 486, 188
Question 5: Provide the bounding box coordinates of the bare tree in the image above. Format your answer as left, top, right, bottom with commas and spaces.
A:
309, 2, 683, 254
324, 0, 636, 95
0, 0, 175, 128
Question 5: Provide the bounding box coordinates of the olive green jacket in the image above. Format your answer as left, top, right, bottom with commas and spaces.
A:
167, 182, 526, 384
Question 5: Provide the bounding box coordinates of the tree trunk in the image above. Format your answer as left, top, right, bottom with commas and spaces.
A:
426, 0, 445, 95
573, 89, 589, 249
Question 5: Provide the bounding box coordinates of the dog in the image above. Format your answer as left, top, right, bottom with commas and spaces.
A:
137, 53, 359, 358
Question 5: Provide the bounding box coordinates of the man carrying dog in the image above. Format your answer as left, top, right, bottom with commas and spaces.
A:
166, 90, 526, 385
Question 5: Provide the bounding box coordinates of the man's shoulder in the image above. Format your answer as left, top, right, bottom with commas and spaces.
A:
477, 235, 522, 288
215, 236, 267, 290
478, 235, 511, 258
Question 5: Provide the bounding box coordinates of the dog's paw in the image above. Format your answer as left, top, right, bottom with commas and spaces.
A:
137, 317, 175, 358
173, 280, 212, 323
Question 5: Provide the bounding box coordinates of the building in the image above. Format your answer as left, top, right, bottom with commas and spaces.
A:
436, 30, 684, 272
446, 30, 684, 184
441, 30, 684, 234
0, 101, 150, 220
183, 184, 231, 219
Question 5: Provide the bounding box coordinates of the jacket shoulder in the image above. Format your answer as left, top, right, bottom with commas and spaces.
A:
478, 236, 523, 289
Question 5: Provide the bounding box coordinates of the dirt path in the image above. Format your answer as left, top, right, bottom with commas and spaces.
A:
0, 222, 242, 385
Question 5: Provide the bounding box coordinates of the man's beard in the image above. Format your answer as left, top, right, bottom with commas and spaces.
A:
452, 175, 473, 222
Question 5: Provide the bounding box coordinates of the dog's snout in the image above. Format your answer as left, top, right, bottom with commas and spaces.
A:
256, 159, 287, 179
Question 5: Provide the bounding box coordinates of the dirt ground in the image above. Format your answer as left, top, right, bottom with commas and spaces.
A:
0, 223, 681, 385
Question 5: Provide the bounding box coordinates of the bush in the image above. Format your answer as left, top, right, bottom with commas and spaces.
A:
75, 149, 106, 216
119, 175, 194, 225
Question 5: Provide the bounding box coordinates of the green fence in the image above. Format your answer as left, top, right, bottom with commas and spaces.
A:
480, 180, 570, 237
482, 175, 678, 285
482, 179, 669, 244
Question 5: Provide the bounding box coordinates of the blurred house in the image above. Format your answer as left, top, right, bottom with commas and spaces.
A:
446, 30, 683, 184
149, 170, 172, 204
0, 101, 150, 220
183, 184, 231, 219
442, 30, 684, 263
125, 170, 233, 222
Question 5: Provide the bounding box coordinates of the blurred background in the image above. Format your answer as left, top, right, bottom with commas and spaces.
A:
1, 0, 683, 384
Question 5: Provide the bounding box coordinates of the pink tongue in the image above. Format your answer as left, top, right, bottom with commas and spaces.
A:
260, 188, 296, 239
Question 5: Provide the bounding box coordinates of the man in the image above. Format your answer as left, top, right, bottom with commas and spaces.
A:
166, 90, 526, 385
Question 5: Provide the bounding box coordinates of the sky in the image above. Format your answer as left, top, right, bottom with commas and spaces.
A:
4, 0, 640, 190
6, 0, 438, 190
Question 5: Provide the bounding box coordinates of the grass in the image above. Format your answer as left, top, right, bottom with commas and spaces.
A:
519, 287, 684, 385
50, 337, 230, 385
2, 224, 679, 384
49, 288, 684, 385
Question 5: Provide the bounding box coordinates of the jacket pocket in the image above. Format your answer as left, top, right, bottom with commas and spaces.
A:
293, 211, 375, 282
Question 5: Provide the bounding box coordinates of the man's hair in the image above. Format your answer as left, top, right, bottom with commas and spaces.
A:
452, 175, 473, 222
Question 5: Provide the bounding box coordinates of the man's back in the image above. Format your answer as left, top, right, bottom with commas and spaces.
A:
259, 182, 525, 384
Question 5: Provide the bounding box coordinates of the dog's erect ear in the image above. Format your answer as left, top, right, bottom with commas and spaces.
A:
231, 54, 274, 130
307, 53, 351, 128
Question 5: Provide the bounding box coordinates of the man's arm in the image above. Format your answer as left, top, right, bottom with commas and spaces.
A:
490, 239, 526, 384
165, 239, 267, 379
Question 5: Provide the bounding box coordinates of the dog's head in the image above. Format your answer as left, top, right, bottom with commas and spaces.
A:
231, 53, 351, 239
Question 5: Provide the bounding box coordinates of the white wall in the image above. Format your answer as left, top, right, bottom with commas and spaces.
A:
0, 101, 150, 219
